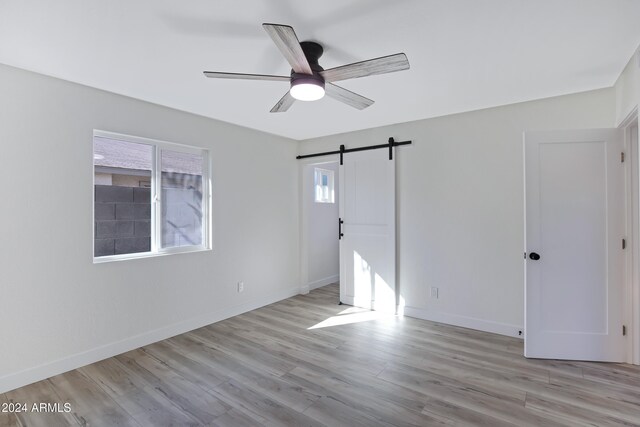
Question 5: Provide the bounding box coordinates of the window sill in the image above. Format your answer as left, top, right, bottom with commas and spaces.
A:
93, 246, 212, 264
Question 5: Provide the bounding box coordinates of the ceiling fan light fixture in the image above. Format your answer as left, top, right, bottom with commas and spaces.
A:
290, 77, 325, 101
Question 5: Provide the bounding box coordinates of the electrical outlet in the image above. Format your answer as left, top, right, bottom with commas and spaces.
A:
237, 281, 244, 293
430, 286, 439, 299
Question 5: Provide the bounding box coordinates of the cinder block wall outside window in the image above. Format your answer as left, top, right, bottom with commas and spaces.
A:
94, 186, 151, 256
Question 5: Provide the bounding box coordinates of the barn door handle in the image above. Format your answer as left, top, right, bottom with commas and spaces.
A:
339, 218, 344, 240
529, 252, 541, 260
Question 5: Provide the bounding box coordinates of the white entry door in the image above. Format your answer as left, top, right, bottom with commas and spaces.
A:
339, 149, 396, 313
524, 129, 626, 362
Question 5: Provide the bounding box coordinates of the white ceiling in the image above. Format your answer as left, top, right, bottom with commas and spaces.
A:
1, 0, 640, 140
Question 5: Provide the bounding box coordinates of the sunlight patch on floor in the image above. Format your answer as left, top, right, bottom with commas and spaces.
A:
308, 309, 395, 330
337, 307, 371, 315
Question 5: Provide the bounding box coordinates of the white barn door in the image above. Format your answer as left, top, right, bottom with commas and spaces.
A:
524, 129, 626, 362
339, 149, 396, 313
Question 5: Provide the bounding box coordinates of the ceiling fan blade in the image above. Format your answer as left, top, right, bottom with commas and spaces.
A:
270, 91, 296, 113
320, 53, 409, 82
325, 83, 374, 110
262, 23, 313, 75
203, 71, 289, 81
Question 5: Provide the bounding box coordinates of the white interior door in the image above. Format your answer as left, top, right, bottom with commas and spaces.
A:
524, 129, 626, 362
339, 149, 396, 313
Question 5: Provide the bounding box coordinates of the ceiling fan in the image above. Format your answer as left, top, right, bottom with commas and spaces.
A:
203, 23, 410, 113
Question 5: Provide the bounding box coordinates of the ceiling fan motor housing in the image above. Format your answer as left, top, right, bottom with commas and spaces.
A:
291, 41, 325, 87
299, 41, 324, 70
289, 41, 326, 99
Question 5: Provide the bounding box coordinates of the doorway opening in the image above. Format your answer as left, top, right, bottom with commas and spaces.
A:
300, 160, 340, 295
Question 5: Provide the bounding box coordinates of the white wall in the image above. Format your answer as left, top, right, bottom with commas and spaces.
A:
299, 88, 615, 337
0, 64, 300, 393
615, 48, 640, 125
304, 162, 339, 290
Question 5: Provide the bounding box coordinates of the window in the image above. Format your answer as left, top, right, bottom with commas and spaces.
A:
314, 168, 335, 203
93, 130, 210, 261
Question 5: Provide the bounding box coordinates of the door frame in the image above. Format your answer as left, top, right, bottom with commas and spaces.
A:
298, 156, 340, 295
620, 107, 640, 365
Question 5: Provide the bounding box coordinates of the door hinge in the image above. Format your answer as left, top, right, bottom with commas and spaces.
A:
622, 152, 626, 163
623, 238, 627, 250
623, 325, 627, 336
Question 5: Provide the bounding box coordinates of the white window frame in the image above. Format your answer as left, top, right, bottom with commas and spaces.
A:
314, 167, 335, 204
93, 130, 212, 263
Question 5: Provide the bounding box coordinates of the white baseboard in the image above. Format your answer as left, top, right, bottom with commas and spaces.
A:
307, 274, 339, 291
403, 305, 523, 339
0, 285, 301, 394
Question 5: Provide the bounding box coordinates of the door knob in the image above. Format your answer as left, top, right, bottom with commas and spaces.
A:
529, 252, 541, 260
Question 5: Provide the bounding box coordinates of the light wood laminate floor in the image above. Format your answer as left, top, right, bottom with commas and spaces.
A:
2, 284, 640, 426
